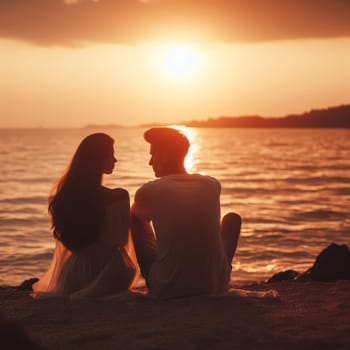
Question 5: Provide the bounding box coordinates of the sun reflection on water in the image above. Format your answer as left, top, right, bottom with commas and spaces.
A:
168, 125, 200, 173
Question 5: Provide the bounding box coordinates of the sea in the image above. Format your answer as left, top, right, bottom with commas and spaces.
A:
0, 127, 349, 286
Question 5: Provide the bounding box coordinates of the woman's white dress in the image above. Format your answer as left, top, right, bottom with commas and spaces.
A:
32, 199, 137, 298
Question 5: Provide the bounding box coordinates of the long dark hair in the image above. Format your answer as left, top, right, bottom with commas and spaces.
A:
49, 133, 114, 252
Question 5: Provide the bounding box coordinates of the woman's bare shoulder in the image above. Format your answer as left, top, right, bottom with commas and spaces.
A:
100, 187, 129, 203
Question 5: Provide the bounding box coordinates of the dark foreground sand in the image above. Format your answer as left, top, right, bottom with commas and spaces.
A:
1, 281, 350, 350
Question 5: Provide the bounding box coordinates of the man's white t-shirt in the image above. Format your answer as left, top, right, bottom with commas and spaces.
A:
134, 173, 231, 298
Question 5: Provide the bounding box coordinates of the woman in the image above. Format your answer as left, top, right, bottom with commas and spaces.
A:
32, 133, 137, 298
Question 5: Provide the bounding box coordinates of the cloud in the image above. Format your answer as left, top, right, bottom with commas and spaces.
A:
1, 0, 350, 46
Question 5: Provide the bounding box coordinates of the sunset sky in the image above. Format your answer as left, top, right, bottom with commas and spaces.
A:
1, 0, 350, 128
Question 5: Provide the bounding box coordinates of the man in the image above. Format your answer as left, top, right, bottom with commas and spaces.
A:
131, 127, 241, 298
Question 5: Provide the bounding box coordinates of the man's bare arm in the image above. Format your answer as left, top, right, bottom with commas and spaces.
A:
130, 194, 157, 279
130, 202, 155, 240
130, 187, 156, 245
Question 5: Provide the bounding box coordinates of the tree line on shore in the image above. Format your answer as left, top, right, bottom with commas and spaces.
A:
184, 105, 350, 128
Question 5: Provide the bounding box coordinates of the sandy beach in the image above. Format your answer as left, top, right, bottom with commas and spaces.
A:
1, 280, 350, 350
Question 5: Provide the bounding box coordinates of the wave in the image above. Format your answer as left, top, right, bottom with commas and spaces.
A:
0, 207, 44, 215
1, 177, 54, 184
221, 176, 350, 185
0, 196, 47, 204
248, 250, 312, 260
293, 209, 348, 221
0, 217, 48, 226
291, 164, 350, 171
330, 188, 350, 195
242, 218, 288, 224
0, 251, 53, 263
222, 186, 313, 195
285, 176, 350, 184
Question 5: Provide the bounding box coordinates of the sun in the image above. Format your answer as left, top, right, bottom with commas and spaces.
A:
164, 46, 194, 75
148, 43, 203, 81
161, 45, 196, 77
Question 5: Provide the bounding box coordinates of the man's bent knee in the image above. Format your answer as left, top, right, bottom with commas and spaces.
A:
222, 212, 242, 228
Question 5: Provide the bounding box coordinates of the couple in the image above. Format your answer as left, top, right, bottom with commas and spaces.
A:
33, 128, 241, 299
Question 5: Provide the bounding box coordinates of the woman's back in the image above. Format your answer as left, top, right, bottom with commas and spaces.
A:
33, 187, 136, 298
99, 188, 130, 246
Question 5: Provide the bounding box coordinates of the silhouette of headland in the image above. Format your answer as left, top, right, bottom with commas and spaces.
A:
185, 105, 350, 128
84, 124, 124, 129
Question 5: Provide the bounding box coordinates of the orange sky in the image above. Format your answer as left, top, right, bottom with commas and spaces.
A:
1, 0, 349, 127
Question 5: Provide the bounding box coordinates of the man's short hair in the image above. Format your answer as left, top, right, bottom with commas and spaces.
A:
144, 127, 190, 158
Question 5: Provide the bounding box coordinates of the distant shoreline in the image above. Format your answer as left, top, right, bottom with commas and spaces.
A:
183, 105, 350, 129
1, 104, 349, 129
